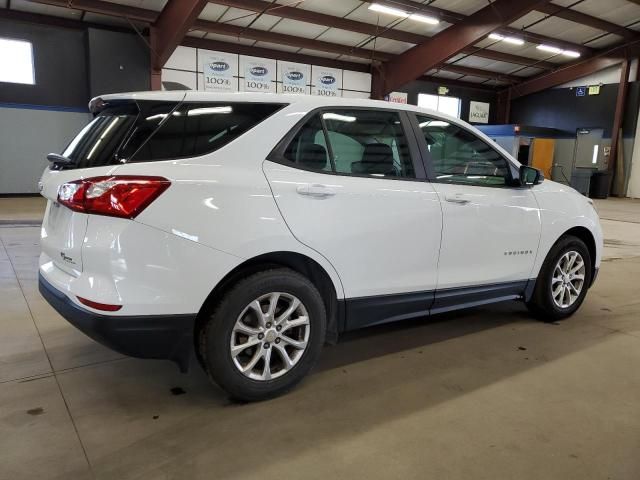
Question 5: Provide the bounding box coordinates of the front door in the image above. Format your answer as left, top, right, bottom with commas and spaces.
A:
264, 108, 443, 328
412, 114, 541, 311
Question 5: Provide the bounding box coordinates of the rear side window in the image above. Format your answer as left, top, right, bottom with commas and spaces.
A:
282, 109, 415, 179
60, 101, 283, 168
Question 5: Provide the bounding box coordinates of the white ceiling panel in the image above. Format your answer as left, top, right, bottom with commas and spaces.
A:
511, 66, 546, 77
584, 34, 622, 49
509, 11, 548, 30
269, 18, 329, 38
315, 28, 371, 47
10, 0, 81, 19
429, 0, 486, 16
570, 0, 640, 27
523, 16, 602, 44
214, 8, 281, 30
361, 37, 413, 55
107, 0, 167, 11
186, 30, 207, 38
386, 18, 446, 36
336, 55, 371, 64
483, 79, 509, 87
456, 75, 487, 83
252, 41, 301, 53
431, 70, 465, 80
296, 48, 340, 60
345, 4, 404, 29
198, 3, 230, 22
278, 0, 363, 18
202, 32, 256, 47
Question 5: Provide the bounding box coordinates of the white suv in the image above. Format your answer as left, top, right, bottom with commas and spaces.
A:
39, 92, 603, 401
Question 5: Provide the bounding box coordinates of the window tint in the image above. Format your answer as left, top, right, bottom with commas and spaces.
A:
282, 109, 415, 179
60, 101, 282, 169
283, 114, 331, 172
417, 115, 511, 186
122, 102, 282, 163
62, 103, 137, 169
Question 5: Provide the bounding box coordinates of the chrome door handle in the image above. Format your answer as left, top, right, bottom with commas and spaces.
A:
445, 195, 470, 205
296, 184, 336, 198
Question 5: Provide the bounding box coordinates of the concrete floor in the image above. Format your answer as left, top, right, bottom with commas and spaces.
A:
1, 196, 640, 480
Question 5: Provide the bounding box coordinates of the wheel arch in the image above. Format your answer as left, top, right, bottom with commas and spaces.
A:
194, 251, 342, 355
562, 226, 597, 280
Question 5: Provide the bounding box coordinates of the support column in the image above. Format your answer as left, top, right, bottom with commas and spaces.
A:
496, 89, 511, 124
149, 26, 162, 91
609, 60, 630, 172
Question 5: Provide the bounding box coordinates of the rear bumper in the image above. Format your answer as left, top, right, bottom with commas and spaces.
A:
39, 273, 195, 371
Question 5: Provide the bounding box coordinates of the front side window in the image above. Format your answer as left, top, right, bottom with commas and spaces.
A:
282, 109, 415, 179
416, 115, 512, 187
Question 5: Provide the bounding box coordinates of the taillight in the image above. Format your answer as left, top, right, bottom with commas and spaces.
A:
57, 176, 170, 219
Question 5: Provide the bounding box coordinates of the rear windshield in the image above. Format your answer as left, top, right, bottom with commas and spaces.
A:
61, 101, 284, 169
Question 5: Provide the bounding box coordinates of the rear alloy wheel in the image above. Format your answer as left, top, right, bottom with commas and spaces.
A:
527, 235, 592, 321
200, 269, 326, 401
230, 292, 310, 381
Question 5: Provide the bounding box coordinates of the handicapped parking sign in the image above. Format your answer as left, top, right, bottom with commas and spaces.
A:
576, 86, 586, 97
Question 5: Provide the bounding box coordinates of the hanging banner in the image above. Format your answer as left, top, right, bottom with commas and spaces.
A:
469, 101, 490, 124
312, 67, 341, 97
280, 62, 309, 95
201, 51, 237, 92
243, 59, 274, 92
386, 91, 408, 104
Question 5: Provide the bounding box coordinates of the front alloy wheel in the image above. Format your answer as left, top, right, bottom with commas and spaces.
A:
551, 251, 586, 309
231, 293, 310, 381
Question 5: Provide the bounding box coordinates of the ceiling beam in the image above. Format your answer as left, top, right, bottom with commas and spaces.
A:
438, 65, 521, 84
419, 75, 498, 91
361, 0, 592, 54
152, 0, 208, 69
25, 0, 156, 22
372, 0, 552, 97
508, 39, 640, 99
209, 0, 560, 69
193, 20, 392, 61
536, 3, 638, 40
207, 0, 425, 44
181, 36, 371, 73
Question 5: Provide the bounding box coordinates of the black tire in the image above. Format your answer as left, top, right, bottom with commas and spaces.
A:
527, 235, 592, 322
199, 268, 326, 402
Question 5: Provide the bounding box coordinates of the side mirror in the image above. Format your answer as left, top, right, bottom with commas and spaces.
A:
519, 165, 543, 186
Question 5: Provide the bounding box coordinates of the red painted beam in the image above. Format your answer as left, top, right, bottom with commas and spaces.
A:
373, 0, 552, 97
609, 59, 631, 175
536, 3, 637, 40
153, 0, 208, 69
439, 64, 521, 84
509, 40, 640, 99
360, 0, 592, 54
193, 19, 392, 61
181, 36, 372, 73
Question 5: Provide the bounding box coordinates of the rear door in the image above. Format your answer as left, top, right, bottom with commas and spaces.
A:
264, 107, 443, 329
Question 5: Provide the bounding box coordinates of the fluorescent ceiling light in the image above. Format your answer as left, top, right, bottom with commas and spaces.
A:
488, 33, 504, 41
502, 36, 524, 45
368, 3, 409, 17
562, 50, 581, 58
537, 44, 563, 54
323, 113, 356, 122
409, 13, 439, 25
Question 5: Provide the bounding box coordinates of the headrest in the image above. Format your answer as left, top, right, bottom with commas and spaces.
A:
351, 143, 396, 175
299, 143, 328, 170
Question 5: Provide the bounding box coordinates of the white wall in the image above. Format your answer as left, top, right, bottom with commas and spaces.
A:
627, 100, 640, 198
558, 58, 638, 88
161, 46, 371, 97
